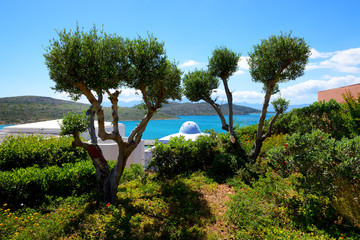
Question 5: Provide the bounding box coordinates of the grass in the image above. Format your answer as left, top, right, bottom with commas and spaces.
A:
0, 172, 222, 239
1, 170, 359, 239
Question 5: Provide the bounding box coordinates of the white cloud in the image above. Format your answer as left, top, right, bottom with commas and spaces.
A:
179, 60, 201, 68
54, 88, 143, 104
310, 48, 335, 59
117, 88, 142, 102
233, 70, 245, 75
54, 92, 90, 104
210, 75, 360, 105
238, 56, 250, 70
211, 88, 264, 103
280, 75, 360, 103
307, 47, 360, 73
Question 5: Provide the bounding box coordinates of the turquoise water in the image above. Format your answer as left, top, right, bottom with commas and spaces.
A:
120, 113, 274, 140
0, 113, 275, 140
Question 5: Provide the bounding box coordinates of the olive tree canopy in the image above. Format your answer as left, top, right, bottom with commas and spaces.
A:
44, 25, 182, 203
248, 32, 311, 160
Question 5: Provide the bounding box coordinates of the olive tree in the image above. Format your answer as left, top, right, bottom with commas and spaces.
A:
44, 26, 182, 203
248, 32, 311, 160
183, 70, 231, 130
183, 47, 241, 142
208, 47, 240, 144
183, 47, 249, 161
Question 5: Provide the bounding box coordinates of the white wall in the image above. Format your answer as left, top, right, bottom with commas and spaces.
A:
98, 140, 145, 168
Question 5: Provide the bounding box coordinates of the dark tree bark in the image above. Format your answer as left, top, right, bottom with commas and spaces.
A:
69, 83, 158, 204
220, 76, 236, 144
72, 132, 111, 202
250, 85, 275, 161
204, 97, 229, 131
86, 106, 98, 144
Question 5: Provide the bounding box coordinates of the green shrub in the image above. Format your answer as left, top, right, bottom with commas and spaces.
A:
0, 135, 89, 171
226, 172, 353, 238
0, 161, 146, 210
120, 163, 147, 184
149, 132, 248, 178
267, 130, 360, 228
342, 91, 360, 135
0, 160, 100, 209
272, 100, 353, 139
149, 135, 218, 178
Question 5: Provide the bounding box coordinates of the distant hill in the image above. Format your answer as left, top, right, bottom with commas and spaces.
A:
0, 96, 177, 124
234, 102, 312, 112
159, 102, 261, 116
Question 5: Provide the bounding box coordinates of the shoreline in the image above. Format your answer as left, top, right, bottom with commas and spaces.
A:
1, 112, 266, 125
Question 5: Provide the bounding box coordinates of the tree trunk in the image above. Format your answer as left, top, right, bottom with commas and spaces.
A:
72, 133, 111, 202
217, 78, 248, 162
222, 79, 236, 144
86, 145, 111, 202
77, 140, 134, 204
250, 86, 273, 161
107, 144, 131, 203
205, 98, 229, 131
72, 85, 155, 204
86, 107, 98, 144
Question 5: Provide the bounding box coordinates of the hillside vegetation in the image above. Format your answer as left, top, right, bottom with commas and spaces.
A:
0, 96, 177, 124
159, 102, 260, 116
0, 96, 261, 125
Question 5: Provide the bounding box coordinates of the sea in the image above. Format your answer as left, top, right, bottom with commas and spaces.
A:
0, 113, 275, 140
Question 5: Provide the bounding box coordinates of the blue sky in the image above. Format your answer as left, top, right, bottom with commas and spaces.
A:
1, 0, 360, 106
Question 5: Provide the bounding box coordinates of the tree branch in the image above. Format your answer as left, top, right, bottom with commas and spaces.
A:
106, 90, 122, 143
262, 111, 280, 141
221, 76, 235, 143
86, 106, 97, 144
75, 82, 115, 141
204, 97, 229, 131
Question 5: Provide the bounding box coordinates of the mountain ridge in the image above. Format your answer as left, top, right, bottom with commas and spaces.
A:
159, 102, 261, 116
0, 96, 176, 124
0, 96, 289, 125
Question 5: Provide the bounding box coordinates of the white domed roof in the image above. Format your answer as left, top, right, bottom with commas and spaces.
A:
179, 121, 201, 134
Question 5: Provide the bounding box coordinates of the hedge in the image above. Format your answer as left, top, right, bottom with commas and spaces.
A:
0, 135, 89, 171
0, 160, 98, 209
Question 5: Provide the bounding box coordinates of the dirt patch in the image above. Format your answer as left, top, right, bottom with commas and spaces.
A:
200, 184, 236, 239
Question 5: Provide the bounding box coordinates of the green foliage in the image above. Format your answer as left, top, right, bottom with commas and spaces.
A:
45, 26, 182, 106
262, 83, 280, 94
0, 172, 217, 239
149, 132, 248, 179
248, 32, 311, 86
113, 172, 214, 239
208, 46, 240, 80
267, 130, 360, 227
0, 135, 88, 171
120, 164, 147, 184
183, 70, 219, 102
125, 35, 182, 106
60, 112, 89, 135
44, 25, 126, 99
272, 96, 290, 114
159, 102, 260, 116
149, 135, 218, 178
0, 96, 178, 124
267, 130, 338, 194
227, 172, 356, 239
0, 96, 90, 125
211, 133, 248, 178
273, 99, 352, 139
343, 90, 360, 134
0, 160, 103, 209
